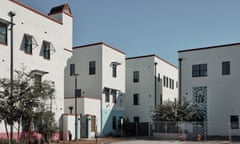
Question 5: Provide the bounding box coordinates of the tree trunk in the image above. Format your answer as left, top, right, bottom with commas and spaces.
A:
25, 116, 32, 144
4, 120, 9, 139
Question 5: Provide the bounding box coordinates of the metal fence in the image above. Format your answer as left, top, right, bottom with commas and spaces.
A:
152, 121, 207, 140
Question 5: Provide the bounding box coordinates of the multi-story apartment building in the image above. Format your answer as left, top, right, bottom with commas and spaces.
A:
0, 0, 72, 138
178, 43, 240, 136
64, 42, 126, 138
126, 55, 178, 125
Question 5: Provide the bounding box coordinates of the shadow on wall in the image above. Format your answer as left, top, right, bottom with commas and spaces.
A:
101, 90, 125, 137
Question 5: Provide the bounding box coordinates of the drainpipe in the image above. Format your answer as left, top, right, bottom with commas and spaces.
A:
8, 11, 16, 144
154, 62, 158, 107
178, 58, 182, 105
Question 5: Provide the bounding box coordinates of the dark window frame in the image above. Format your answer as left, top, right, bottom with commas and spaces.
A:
192, 64, 208, 77
24, 34, 33, 54
231, 115, 239, 129
89, 61, 96, 75
43, 41, 50, 59
0, 22, 8, 45
112, 89, 117, 103
70, 64, 75, 76
222, 61, 230, 75
133, 93, 139, 105
105, 88, 110, 103
133, 71, 139, 83
112, 63, 117, 78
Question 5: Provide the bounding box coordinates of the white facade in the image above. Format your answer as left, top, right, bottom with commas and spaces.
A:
64, 42, 126, 137
178, 43, 240, 136
0, 0, 72, 135
126, 55, 178, 123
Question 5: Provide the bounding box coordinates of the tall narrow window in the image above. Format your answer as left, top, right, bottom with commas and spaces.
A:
24, 34, 33, 54
89, 61, 96, 75
112, 116, 117, 129
133, 93, 139, 105
105, 88, 110, 103
0, 22, 7, 44
112, 89, 117, 103
166, 77, 169, 88
158, 73, 161, 82
70, 64, 75, 76
231, 115, 239, 129
222, 61, 230, 75
133, 71, 139, 83
192, 64, 207, 77
112, 63, 117, 77
43, 41, 50, 59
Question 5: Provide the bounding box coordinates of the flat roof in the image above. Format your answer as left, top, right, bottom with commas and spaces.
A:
126, 54, 178, 69
178, 42, 240, 53
73, 42, 126, 55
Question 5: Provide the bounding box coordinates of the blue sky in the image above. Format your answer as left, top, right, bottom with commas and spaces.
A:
19, 0, 240, 65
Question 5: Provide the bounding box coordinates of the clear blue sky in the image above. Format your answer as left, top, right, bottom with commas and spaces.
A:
19, 0, 240, 65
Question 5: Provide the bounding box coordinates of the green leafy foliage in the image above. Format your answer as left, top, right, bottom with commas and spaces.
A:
0, 68, 57, 142
151, 99, 206, 122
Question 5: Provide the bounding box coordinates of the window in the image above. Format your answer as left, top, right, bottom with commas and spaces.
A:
75, 89, 81, 97
112, 89, 117, 103
0, 22, 7, 44
222, 61, 230, 75
169, 79, 174, 89
133, 71, 139, 83
192, 64, 207, 77
231, 115, 239, 129
105, 88, 110, 102
176, 81, 178, 88
89, 61, 96, 75
112, 63, 117, 77
70, 64, 75, 76
158, 73, 161, 82
163, 76, 166, 87
43, 41, 50, 59
133, 93, 139, 105
24, 34, 33, 54
112, 116, 117, 129
166, 77, 168, 88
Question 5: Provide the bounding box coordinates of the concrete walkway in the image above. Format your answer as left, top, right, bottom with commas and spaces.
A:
113, 140, 237, 144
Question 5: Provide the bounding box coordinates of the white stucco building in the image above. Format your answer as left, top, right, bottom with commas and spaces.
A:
64, 42, 126, 138
178, 43, 240, 136
126, 55, 178, 124
0, 0, 72, 138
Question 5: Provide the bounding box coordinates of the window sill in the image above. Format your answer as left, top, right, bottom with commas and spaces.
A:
0, 42, 8, 46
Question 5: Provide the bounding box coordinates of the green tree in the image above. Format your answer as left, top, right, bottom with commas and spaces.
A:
33, 107, 58, 144
151, 99, 205, 122
0, 68, 56, 143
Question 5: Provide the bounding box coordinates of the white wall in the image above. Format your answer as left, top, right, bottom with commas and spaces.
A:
0, 0, 72, 133
179, 44, 240, 136
126, 55, 178, 123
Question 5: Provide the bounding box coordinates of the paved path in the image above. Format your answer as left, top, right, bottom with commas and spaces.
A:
113, 140, 237, 144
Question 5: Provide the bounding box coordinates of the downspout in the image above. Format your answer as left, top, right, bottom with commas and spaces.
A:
154, 62, 158, 107
178, 58, 182, 105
